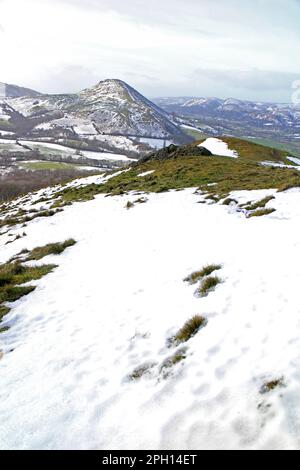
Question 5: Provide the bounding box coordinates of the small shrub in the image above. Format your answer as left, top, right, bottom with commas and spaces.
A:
247, 208, 276, 218
196, 275, 222, 297
170, 315, 207, 346
184, 264, 222, 285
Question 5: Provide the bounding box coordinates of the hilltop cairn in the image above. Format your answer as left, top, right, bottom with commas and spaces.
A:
139, 144, 212, 163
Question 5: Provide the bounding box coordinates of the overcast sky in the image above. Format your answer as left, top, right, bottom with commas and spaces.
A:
0, 0, 300, 102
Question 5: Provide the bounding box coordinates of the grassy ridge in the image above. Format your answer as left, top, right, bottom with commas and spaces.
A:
59, 154, 300, 203
56, 138, 300, 202
197, 137, 294, 165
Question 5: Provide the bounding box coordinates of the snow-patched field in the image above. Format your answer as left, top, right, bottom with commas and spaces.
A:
1, 185, 300, 450
18, 140, 133, 162
0, 138, 130, 162
199, 138, 239, 158
0, 139, 29, 153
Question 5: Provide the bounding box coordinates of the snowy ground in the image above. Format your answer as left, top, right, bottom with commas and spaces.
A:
1, 185, 300, 449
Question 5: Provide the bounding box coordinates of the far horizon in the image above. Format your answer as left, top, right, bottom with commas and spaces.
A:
0, 78, 296, 106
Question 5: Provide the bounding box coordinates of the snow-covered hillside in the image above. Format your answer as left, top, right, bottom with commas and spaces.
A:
1, 174, 300, 449
3, 80, 188, 147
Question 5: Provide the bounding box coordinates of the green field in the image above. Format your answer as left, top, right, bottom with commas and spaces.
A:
181, 126, 208, 141
243, 137, 300, 158
20, 161, 91, 171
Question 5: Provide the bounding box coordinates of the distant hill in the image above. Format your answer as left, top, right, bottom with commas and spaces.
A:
154, 96, 300, 144
0, 82, 41, 98
1, 79, 189, 147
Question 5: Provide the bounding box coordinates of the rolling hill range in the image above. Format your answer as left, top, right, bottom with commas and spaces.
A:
155, 96, 300, 153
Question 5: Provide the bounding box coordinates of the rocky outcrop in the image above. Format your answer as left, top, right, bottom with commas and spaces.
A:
139, 144, 212, 163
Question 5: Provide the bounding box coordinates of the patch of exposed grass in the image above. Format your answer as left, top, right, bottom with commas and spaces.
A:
196, 275, 222, 297
129, 362, 157, 381
31, 196, 52, 205
134, 197, 148, 204
277, 182, 300, 192
0, 305, 10, 321
0, 325, 9, 334
205, 194, 220, 203
260, 377, 285, 394
170, 315, 207, 346
0, 262, 56, 288
244, 195, 275, 211
0, 262, 57, 305
0, 208, 63, 230
160, 348, 187, 378
184, 264, 222, 285
24, 239, 76, 261
0, 259, 58, 333
0, 284, 36, 304
222, 197, 238, 205
247, 208, 276, 218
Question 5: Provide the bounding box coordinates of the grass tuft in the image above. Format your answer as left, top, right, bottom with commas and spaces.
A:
160, 348, 187, 378
260, 377, 285, 394
0, 325, 9, 334
125, 201, 134, 210
24, 239, 76, 261
222, 197, 238, 205
184, 264, 222, 285
0, 305, 10, 321
196, 275, 222, 297
170, 315, 207, 346
247, 208, 276, 218
129, 362, 156, 381
244, 195, 275, 211
134, 197, 148, 204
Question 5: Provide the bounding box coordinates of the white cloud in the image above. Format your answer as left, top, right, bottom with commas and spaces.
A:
0, 0, 299, 101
